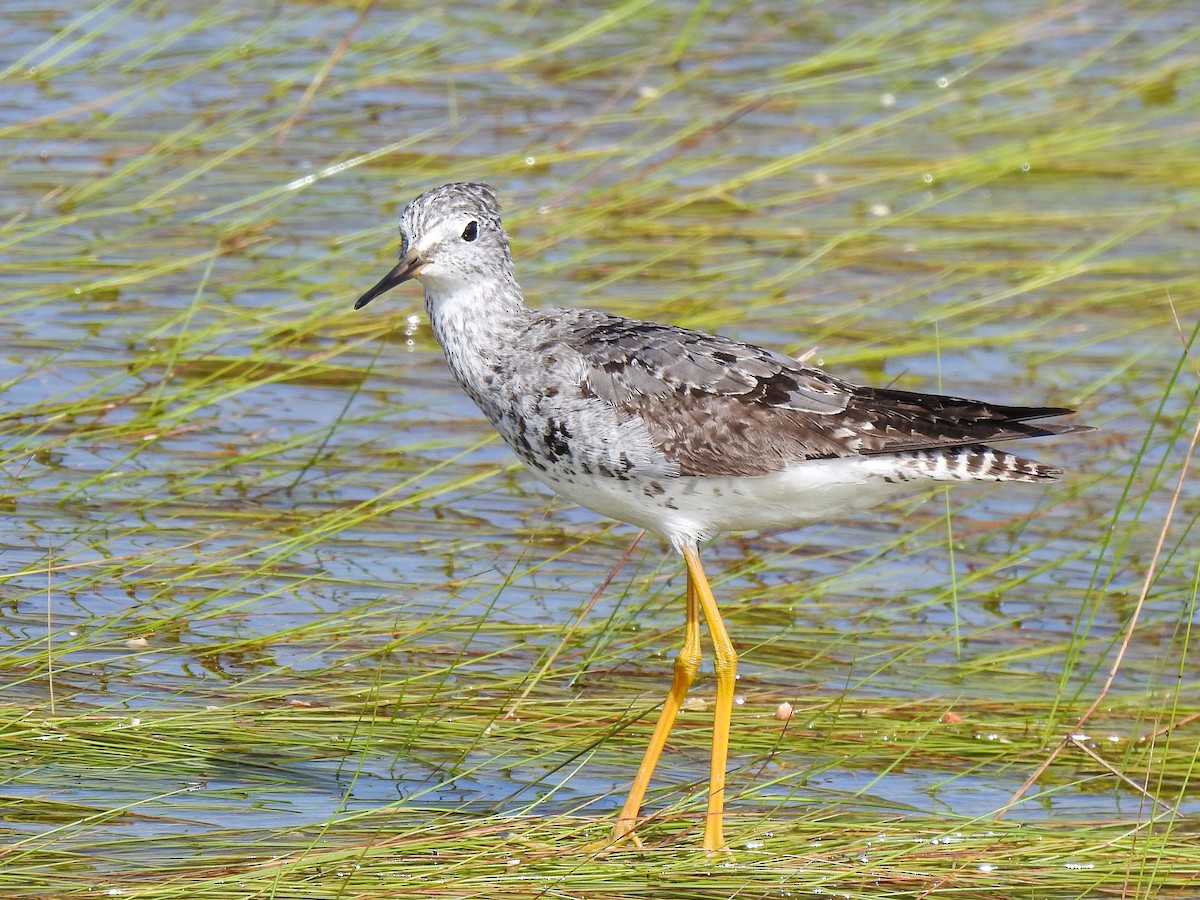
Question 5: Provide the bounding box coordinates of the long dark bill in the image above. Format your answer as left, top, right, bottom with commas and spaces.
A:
353, 248, 425, 309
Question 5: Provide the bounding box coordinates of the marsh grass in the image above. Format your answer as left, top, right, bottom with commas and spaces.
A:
2, 2, 1198, 897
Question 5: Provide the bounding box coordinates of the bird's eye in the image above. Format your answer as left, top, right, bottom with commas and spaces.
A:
461, 221, 479, 242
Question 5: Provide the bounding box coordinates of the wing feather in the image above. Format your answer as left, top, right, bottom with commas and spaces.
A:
560, 313, 1086, 478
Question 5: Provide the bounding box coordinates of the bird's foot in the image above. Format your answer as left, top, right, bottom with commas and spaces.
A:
582, 817, 645, 853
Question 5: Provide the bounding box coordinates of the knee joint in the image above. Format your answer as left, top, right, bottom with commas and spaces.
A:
674, 647, 701, 680
711, 647, 737, 678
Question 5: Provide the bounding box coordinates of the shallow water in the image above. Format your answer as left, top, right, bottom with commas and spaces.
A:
2, 0, 1198, 869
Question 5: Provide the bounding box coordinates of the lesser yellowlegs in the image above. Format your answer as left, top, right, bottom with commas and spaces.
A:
354, 182, 1090, 852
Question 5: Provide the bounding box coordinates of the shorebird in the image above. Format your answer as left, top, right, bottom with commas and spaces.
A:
354, 182, 1089, 852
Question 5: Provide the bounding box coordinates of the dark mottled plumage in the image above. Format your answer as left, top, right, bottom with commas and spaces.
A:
571, 315, 1087, 478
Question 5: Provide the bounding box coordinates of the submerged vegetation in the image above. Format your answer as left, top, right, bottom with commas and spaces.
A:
1, 2, 1197, 897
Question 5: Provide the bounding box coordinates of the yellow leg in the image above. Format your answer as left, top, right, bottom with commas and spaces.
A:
682, 543, 736, 854
609, 560, 702, 846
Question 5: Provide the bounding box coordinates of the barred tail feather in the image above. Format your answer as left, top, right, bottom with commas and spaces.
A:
895, 445, 1063, 484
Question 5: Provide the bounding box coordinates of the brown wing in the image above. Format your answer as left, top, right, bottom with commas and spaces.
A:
569, 315, 1087, 478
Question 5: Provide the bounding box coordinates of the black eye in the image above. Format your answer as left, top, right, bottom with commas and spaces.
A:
461, 221, 479, 242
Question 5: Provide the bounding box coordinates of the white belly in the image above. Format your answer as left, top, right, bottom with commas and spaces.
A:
528, 456, 925, 548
